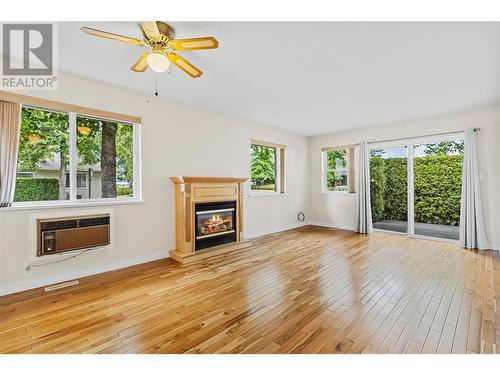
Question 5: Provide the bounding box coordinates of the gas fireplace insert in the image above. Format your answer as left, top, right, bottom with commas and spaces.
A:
195, 201, 237, 250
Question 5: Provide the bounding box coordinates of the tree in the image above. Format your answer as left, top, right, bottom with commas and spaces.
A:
101, 121, 117, 198
422, 140, 464, 156
370, 149, 385, 158
250, 144, 276, 189
326, 149, 346, 189
116, 125, 134, 188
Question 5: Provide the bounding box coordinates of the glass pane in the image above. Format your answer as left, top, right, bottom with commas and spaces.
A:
370, 146, 408, 233
413, 140, 463, 240
196, 209, 235, 239
76, 115, 134, 199
250, 144, 276, 191
325, 149, 348, 191
15, 107, 70, 202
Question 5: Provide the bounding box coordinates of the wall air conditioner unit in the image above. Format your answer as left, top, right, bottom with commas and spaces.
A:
37, 214, 110, 257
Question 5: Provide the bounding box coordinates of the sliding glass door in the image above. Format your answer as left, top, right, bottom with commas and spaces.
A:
370, 146, 408, 234
369, 136, 464, 242
412, 140, 464, 240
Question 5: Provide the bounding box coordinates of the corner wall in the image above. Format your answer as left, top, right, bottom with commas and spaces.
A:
0, 72, 309, 295
307, 105, 500, 247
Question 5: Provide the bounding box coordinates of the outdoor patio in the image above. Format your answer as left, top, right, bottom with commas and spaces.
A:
373, 219, 459, 240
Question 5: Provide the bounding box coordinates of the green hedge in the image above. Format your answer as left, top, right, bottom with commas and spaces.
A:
117, 186, 133, 196
14, 178, 59, 202
369, 155, 463, 226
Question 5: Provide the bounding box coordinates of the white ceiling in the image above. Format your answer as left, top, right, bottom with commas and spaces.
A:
55, 22, 499, 136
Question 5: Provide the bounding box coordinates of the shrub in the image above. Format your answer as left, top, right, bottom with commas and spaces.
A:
383, 158, 408, 221
14, 178, 59, 202
369, 157, 386, 222
414, 155, 463, 226
117, 186, 133, 196
369, 155, 463, 226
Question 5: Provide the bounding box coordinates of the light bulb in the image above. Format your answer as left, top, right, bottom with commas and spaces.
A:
147, 52, 170, 73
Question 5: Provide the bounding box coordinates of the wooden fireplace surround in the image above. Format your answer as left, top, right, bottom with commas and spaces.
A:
170, 176, 252, 264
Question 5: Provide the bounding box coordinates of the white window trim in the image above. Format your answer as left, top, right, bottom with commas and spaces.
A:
5, 199, 145, 212
321, 149, 352, 195
11, 108, 143, 208
249, 144, 286, 197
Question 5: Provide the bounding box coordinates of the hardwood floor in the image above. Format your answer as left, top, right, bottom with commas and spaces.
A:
0, 226, 498, 354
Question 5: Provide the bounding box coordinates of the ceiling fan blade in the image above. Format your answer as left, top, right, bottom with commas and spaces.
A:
167, 53, 203, 78
131, 52, 150, 72
168, 37, 219, 50
81, 27, 145, 46
140, 21, 161, 40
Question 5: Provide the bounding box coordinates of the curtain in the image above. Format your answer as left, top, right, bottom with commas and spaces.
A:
0, 100, 21, 207
355, 141, 373, 234
459, 128, 488, 249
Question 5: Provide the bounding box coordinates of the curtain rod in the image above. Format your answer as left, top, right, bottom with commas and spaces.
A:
361, 128, 480, 146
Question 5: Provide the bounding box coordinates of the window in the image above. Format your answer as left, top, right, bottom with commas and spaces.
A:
16, 172, 34, 178
15, 107, 70, 202
321, 147, 355, 193
65, 172, 87, 188
76, 115, 135, 199
250, 140, 285, 194
14, 105, 140, 204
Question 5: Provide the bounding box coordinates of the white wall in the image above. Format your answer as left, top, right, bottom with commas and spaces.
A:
0, 72, 309, 295
307, 105, 500, 246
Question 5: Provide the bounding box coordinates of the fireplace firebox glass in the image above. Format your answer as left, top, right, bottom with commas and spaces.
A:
195, 201, 237, 250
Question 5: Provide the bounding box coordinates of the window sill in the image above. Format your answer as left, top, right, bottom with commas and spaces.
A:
248, 192, 286, 197
2, 199, 145, 212
321, 191, 356, 195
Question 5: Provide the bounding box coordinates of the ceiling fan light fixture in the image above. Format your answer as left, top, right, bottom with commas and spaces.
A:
147, 52, 170, 73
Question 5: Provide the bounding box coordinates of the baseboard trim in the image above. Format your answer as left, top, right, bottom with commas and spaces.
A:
488, 244, 500, 251
307, 221, 356, 232
308, 222, 500, 251
0, 250, 168, 297
244, 222, 308, 239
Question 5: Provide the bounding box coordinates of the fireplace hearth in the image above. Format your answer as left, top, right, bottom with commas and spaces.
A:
195, 201, 236, 250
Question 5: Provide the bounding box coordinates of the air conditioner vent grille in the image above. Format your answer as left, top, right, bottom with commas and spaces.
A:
41, 219, 78, 231
79, 216, 110, 228
40, 215, 110, 231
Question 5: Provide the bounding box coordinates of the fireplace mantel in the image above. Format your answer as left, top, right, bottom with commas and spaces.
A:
170, 176, 252, 264
170, 176, 248, 184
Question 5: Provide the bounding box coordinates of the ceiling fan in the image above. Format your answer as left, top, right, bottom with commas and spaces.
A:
81, 22, 218, 78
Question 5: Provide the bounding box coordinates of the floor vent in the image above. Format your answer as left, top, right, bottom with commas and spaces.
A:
44, 280, 79, 292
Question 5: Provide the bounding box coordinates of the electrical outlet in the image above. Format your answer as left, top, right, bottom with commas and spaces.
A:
23, 264, 32, 276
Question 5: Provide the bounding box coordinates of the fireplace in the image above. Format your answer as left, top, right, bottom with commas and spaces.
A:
195, 201, 237, 250
170, 176, 252, 264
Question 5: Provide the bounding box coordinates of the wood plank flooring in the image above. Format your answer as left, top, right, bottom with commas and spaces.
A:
0, 226, 498, 354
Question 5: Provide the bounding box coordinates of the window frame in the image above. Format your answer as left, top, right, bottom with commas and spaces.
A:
321, 146, 355, 195
65, 172, 88, 188
249, 140, 286, 196
12, 104, 142, 208
16, 172, 34, 178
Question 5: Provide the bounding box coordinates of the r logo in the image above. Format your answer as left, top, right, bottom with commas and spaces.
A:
2, 24, 53, 76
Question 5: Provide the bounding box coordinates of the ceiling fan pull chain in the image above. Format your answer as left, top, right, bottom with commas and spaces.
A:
155, 75, 159, 97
